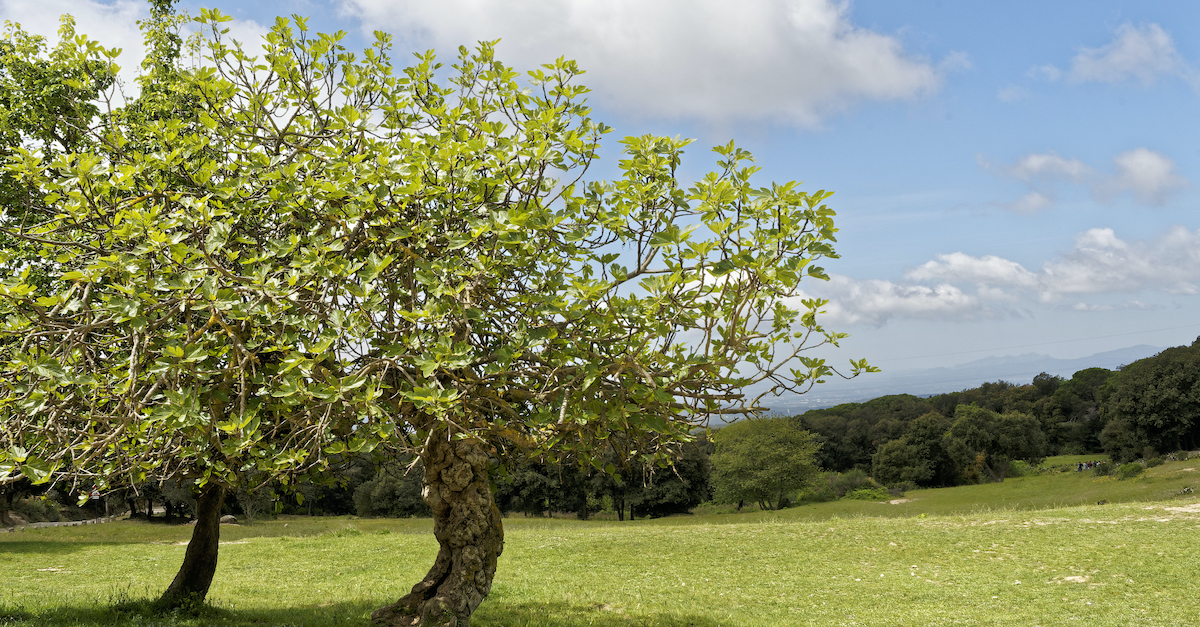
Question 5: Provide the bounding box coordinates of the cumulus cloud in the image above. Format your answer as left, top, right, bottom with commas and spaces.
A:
336, 0, 945, 126
1004, 152, 1092, 184
1, 0, 147, 90
798, 226, 1199, 326
985, 148, 1188, 211
796, 275, 983, 326
981, 151, 1093, 213
1, 0, 268, 100
1002, 191, 1054, 215
1068, 23, 1189, 86
1098, 148, 1190, 205
1040, 226, 1200, 298
906, 252, 1038, 288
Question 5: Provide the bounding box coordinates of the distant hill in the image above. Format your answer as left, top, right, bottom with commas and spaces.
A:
769, 344, 1164, 412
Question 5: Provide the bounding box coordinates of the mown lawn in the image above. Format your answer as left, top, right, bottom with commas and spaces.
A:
3, 458, 1199, 626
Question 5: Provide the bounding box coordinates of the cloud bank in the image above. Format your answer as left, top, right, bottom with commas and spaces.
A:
984, 148, 1188, 212
805, 226, 1200, 325
1068, 23, 1189, 86
337, 0, 946, 126
1033, 23, 1196, 90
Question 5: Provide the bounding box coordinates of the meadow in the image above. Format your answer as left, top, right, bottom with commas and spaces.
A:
3, 455, 1199, 627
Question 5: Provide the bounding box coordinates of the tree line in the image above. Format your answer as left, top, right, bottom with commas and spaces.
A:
8, 337, 1196, 528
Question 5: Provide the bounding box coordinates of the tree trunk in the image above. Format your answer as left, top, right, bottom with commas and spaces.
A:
157, 483, 226, 609
372, 434, 504, 627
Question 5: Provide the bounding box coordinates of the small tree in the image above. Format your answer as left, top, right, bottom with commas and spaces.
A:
711, 417, 821, 510
943, 405, 1046, 483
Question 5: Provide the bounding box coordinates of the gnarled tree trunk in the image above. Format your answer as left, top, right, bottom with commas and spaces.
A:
157, 482, 226, 609
373, 433, 504, 627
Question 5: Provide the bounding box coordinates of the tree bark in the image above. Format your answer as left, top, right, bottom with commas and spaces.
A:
372, 434, 503, 627
157, 483, 226, 609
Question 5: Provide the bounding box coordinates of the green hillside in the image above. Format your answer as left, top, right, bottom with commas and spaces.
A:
4, 456, 1199, 626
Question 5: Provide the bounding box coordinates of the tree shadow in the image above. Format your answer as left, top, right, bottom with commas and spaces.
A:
0, 599, 380, 626
474, 600, 730, 627
0, 599, 728, 626
0, 540, 116, 557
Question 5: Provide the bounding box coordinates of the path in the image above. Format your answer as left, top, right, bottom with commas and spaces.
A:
0, 514, 125, 533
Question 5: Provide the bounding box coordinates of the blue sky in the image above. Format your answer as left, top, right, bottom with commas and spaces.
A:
6, 0, 1199, 381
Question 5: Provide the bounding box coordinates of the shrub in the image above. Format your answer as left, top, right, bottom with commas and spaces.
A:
1145, 457, 1165, 469
827, 469, 876, 497
1091, 462, 1112, 477
887, 481, 917, 497
13, 496, 59, 522
796, 482, 837, 504
1116, 462, 1144, 480
354, 460, 430, 518
843, 487, 892, 501
1007, 460, 1033, 478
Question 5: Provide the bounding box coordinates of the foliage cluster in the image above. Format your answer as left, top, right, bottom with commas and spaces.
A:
1098, 338, 1200, 462
710, 415, 819, 510
799, 368, 1113, 479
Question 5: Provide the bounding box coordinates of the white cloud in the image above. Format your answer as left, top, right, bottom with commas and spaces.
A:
825, 226, 1200, 325
1003, 191, 1054, 215
906, 252, 1038, 288
1, 1, 268, 101
336, 0, 943, 126
982, 151, 1092, 213
798, 275, 982, 326
1040, 226, 1200, 298
996, 85, 1027, 102
1004, 152, 1092, 184
1068, 23, 1189, 86
986, 148, 1188, 211
1097, 148, 1189, 206
1028, 64, 1062, 82
1071, 300, 1156, 312
1, 0, 147, 91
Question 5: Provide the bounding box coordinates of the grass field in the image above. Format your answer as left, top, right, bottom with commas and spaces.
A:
3, 456, 1199, 626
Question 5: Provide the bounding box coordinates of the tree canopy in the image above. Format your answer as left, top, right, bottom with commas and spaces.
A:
942, 405, 1046, 483
0, 8, 871, 624
1100, 338, 1200, 462
711, 416, 820, 510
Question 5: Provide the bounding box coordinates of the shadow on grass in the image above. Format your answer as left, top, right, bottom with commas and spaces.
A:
0, 599, 727, 627
0, 540, 118, 557
474, 600, 729, 627
0, 599, 379, 626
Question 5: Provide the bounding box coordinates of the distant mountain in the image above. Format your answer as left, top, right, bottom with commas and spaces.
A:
768, 344, 1164, 413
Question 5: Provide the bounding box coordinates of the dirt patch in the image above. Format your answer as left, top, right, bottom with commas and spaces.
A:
888, 498, 913, 505
1163, 502, 1200, 514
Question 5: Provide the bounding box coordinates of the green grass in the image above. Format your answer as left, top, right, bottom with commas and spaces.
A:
4, 458, 1200, 626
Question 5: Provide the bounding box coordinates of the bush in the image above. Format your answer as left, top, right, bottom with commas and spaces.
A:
1116, 462, 1144, 480
887, 481, 917, 497
354, 459, 430, 518
1007, 460, 1033, 478
13, 495, 60, 522
1145, 457, 1165, 468
827, 469, 877, 497
843, 487, 892, 501
1091, 462, 1112, 477
797, 482, 837, 503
